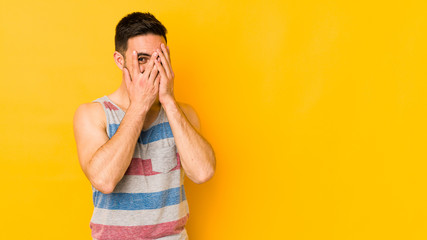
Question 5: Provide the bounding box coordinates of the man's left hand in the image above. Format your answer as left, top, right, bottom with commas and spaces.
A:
154, 43, 175, 105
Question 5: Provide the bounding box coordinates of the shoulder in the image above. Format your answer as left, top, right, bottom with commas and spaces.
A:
177, 102, 201, 132
73, 101, 106, 130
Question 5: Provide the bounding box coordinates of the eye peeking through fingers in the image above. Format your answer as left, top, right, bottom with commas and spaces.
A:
138, 57, 148, 64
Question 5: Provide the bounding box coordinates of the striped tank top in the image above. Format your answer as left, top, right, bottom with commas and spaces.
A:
90, 95, 190, 240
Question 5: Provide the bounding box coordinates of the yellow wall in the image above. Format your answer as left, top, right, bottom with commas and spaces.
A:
1, 0, 426, 239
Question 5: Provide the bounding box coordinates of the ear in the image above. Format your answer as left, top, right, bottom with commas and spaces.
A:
114, 51, 125, 70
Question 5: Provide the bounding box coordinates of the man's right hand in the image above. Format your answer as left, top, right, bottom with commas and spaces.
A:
123, 50, 160, 111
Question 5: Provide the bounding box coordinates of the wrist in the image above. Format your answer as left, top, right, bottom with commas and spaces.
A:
127, 103, 150, 116
160, 95, 176, 106
161, 96, 178, 112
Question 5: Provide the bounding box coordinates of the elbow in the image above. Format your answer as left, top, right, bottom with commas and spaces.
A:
92, 178, 115, 194
196, 172, 214, 184
194, 161, 216, 184
99, 186, 115, 195
87, 160, 116, 194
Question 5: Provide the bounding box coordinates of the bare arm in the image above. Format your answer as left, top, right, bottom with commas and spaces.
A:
73, 103, 149, 194
154, 43, 216, 184
163, 100, 216, 184
73, 50, 161, 194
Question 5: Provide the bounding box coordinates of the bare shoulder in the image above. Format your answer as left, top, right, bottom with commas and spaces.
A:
73, 101, 109, 165
177, 102, 201, 132
73, 101, 109, 183
73, 101, 106, 132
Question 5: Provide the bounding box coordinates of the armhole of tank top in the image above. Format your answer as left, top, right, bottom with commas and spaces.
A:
92, 98, 111, 138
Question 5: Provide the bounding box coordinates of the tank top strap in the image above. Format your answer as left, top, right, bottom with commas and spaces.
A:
92, 95, 125, 138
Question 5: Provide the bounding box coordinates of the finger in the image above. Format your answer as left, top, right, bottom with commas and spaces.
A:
148, 64, 158, 84
161, 43, 171, 66
154, 57, 168, 81
122, 67, 133, 92
154, 71, 160, 89
156, 48, 172, 78
159, 46, 174, 78
164, 45, 174, 77
142, 58, 155, 79
131, 50, 140, 77
142, 52, 158, 78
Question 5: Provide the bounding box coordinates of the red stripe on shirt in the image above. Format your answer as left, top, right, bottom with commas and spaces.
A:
125, 153, 181, 176
103, 101, 119, 111
90, 213, 189, 240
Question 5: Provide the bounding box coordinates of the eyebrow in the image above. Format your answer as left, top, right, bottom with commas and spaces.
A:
137, 52, 151, 57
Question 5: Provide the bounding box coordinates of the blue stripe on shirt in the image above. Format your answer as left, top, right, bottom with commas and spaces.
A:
93, 185, 186, 210
108, 122, 174, 144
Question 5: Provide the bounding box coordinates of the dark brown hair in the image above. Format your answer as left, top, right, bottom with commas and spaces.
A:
115, 12, 168, 56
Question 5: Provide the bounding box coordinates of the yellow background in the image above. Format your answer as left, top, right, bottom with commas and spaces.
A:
0, 0, 426, 239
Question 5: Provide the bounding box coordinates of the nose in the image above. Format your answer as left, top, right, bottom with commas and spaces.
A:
139, 64, 145, 73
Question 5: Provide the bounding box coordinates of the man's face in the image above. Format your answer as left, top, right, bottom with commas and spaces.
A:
123, 33, 167, 74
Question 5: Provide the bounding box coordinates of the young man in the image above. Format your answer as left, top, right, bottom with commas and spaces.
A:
73, 12, 216, 240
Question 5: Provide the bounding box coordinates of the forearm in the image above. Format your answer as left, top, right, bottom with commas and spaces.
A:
89, 104, 149, 193
162, 99, 215, 184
